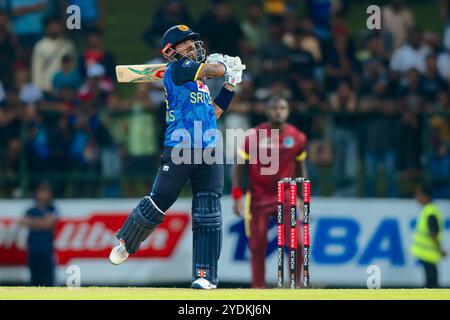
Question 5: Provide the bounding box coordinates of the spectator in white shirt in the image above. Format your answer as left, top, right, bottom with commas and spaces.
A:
31, 17, 76, 93
390, 28, 431, 75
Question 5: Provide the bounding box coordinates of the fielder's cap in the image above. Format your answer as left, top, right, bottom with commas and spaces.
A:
161, 25, 199, 49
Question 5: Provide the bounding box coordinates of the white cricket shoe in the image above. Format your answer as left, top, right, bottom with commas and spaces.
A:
109, 240, 129, 265
191, 278, 217, 290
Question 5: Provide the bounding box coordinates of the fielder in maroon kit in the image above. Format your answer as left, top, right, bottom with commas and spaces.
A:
231, 97, 308, 288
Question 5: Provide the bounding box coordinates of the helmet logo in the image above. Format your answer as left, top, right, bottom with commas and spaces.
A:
178, 25, 189, 31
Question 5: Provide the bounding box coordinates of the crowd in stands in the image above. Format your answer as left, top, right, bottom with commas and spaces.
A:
0, 0, 449, 199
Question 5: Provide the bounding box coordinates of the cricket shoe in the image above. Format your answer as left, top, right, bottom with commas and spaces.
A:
191, 278, 217, 290
109, 240, 129, 265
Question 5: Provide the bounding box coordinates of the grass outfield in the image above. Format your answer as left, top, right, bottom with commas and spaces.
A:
1, 287, 450, 300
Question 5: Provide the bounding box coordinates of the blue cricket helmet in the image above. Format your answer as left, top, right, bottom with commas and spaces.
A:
161, 25, 199, 49
161, 25, 205, 62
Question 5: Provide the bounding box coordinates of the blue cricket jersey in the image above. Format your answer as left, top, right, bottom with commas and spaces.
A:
163, 58, 218, 148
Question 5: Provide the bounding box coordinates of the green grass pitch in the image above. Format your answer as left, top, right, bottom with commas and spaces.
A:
1, 287, 450, 300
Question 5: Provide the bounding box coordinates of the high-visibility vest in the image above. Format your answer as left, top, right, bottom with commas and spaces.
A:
410, 203, 443, 264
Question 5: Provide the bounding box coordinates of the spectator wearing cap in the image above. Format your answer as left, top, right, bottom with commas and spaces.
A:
31, 17, 76, 93
18, 182, 58, 286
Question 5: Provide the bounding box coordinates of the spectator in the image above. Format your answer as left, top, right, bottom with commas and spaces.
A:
437, 44, 450, 82
329, 80, 358, 196
15, 66, 43, 105
426, 129, 450, 199
32, 17, 76, 93
0, 11, 17, 92
67, 107, 110, 196
390, 28, 431, 76
357, 34, 389, 96
421, 54, 448, 109
258, 22, 290, 87
240, 1, 266, 75
10, 0, 47, 49
197, 0, 243, 57
24, 106, 52, 180
305, 0, 333, 39
143, 0, 194, 49
360, 80, 398, 197
295, 16, 323, 65
78, 28, 116, 81
119, 84, 158, 196
382, 0, 415, 48
440, 0, 450, 25
397, 68, 424, 179
323, 21, 356, 91
52, 55, 82, 94
78, 63, 114, 109
0, 90, 23, 193
18, 182, 58, 286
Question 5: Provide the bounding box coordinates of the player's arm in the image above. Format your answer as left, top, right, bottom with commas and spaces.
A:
231, 163, 246, 217
231, 136, 251, 217
213, 83, 235, 119
19, 212, 58, 231
196, 62, 226, 79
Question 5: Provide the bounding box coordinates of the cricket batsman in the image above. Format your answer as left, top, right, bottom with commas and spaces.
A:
109, 25, 245, 289
231, 97, 308, 288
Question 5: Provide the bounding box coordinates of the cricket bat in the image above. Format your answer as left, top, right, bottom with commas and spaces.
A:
115, 64, 167, 83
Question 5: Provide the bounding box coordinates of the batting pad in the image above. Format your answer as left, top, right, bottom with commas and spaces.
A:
192, 192, 223, 286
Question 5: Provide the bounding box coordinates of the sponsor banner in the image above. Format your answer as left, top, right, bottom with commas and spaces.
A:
0, 198, 449, 287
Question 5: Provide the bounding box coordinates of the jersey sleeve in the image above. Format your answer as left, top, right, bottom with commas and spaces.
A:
170, 59, 204, 86
294, 132, 308, 161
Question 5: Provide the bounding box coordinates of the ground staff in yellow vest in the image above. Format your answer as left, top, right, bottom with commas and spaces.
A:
410, 184, 447, 288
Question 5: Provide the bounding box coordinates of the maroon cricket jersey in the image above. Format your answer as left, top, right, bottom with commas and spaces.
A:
239, 122, 307, 208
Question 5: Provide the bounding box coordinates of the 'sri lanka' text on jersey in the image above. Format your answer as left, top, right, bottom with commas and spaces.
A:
163, 58, 218, 148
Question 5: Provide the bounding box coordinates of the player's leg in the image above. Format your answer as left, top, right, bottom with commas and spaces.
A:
248, 201, 271, 288
110, 147, 193, 264
189, 161, 224, 289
